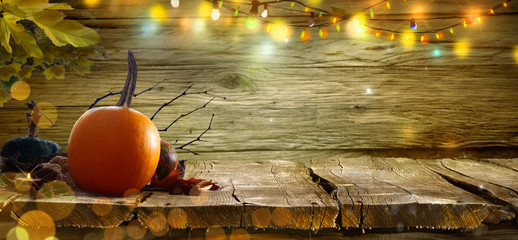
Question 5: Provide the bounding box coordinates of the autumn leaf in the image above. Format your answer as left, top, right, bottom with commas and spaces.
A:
12, 0, 72, 15
31, 10, 100, 48
0, 18, 12, 53
43, 65, 65, 80
0, 63, 21, 80
0, 89, 11, 107
18, 66, 34, 79
5, 15, 43, 58
70, 56, 92, 76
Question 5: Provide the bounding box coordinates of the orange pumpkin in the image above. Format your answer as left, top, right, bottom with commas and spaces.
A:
67, 51, 160, 196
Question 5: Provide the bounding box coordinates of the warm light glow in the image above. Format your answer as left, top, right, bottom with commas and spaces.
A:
319, 28, 328, 38
389, 33, 395, 41
514, 45, 518, 64
370, 9, 374, 19
211, 9, 221, 20
489, 8, 495, 14
454, 40, 470, 58
503, 1, 509, 7
171, 0, 179, 8
10, 80, 30, 101
300, 30, 310, 41
332, 17, 337, 24
435, 32, 442, 40
269, 22, 292, 42
420, 35, 428, 43
400, 31, 416, 48
336, 24, 341, 32
366, 88, 372, 94
198, 2, 212, 18
386, 1, 391, 10
149, 3, 168, 23
347, 15, 367, 38
83, 0, 100, 8
27, 173, 31, 179
449, 28, 454, 34
305, 7, 310, 12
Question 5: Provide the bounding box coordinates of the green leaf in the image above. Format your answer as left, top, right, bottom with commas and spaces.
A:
43, 65, 65, 80
0, 18, 12, 53
31, 10, 100, 47
2, 4, 28, 19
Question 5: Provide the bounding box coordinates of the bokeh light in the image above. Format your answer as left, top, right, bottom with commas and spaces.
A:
149, 3, 168, 24
123, 188, 141, 208
268, 22, 292, 42
272, 207, 291, 227
127, 219, 147, 239
92, 196, 113, 217
10, 80, 30, 101
167, 208, 188, 229
229, 228, 250, 240
6, 226, 29, 240
104, 226, 124, 240
34, 102, 58, 129
83, 0, 100, 8
400, 31, 416, 49
513, 45, 518, 64
346, 15, 367, 39
18, 210, 55, 240
198, 2, 212, 18
454, 40, 470, 58
148, 211, 168, 236
245, 17, 258, 30
251, 208, 271, 228
170, 0, 179, 8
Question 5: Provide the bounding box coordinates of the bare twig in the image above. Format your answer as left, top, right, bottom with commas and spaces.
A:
89, 91, 122, 109
151, 84, 222, 120
176, 114, 215, 155
158, 97, 215, 132
89, 78, 169, 109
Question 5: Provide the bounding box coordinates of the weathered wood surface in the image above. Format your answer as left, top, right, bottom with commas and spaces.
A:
11, 189, 146, 228
422, 159, 518, 215
138, 160, 338, 230
310, 156, 501, 230
1, 1, 518, 162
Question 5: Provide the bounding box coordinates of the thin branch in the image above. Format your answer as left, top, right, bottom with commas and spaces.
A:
158, 97, 215, 132
150, 84, 222, 121
134, 78, 169, 97
89, 91, 122, 109
176, 114, 215, 155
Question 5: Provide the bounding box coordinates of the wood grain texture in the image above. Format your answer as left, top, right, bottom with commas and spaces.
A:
11, 190, 146, 228
0, 188, 20, 213
310, 156, 498, 230
421, 159, 518, 215
1, 1, 518, 158
138, 160, 338, 230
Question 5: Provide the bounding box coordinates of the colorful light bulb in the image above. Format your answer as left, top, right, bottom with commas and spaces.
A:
170, 0, 179, 8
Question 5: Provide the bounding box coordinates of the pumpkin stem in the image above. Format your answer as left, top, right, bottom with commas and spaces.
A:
116, 51, 138, 108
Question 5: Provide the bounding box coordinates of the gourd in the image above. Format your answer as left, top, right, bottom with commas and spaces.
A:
1, 101, 60, 171
67, 51, 160, 196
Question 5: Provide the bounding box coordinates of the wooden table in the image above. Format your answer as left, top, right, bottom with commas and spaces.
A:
1, 157, 517, 239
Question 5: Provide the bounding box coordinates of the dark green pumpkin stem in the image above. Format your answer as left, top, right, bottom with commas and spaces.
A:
116, 51, 138, 108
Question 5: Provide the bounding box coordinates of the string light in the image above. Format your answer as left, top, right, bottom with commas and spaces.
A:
170, 0, 179, 8
410, 18, 417, 30
308, 12, 315, 27
211, 0, 220, 20
179, 0, 513, 44
261, 4, 268, 18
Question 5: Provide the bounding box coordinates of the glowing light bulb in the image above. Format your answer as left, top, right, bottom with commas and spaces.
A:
389, 33, 395, 41
503, 1, 509, 7
370, 9, 374, 19
332, 17, 337, 24
234, 8, 239, 17
489, 8, 495, 14
211, 9, 220, 20
319, 28, 328, 38
386, 1, 391, 10
449, 28, 454, 34
433, 49, 440, 56
171, 0, 179, 8
245, 16, 258, 29
375, 31, 381, 37
366, 88, 372, 94
336, 24, 341, 32
410, 18, 417, 30
261, 5, 268, 18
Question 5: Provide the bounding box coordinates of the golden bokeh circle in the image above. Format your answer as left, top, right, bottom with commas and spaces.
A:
11, 80, 31, 101
126, 219, 147, 239
92, 196, 113, 217
6, 226, 29, 240
17, 210, 55, 240
229, 228, 250, 240
147, 212, 168, 237
251, 208, 271, 228
167, 208, 188, 229
104, 226, 124, 240
123, 188, 141, 208
272, 207, 291, 227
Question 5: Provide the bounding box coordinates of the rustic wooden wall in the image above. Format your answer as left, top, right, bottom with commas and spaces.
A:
1, 0, 517, 162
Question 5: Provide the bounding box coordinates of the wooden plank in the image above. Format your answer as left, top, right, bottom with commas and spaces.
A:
0, 188, 20, 213
311, 156, 497, 230
480, 159, 518, 172
137, 160, 338, 230
11, 189, 147, 228
422, 159, 518, 215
